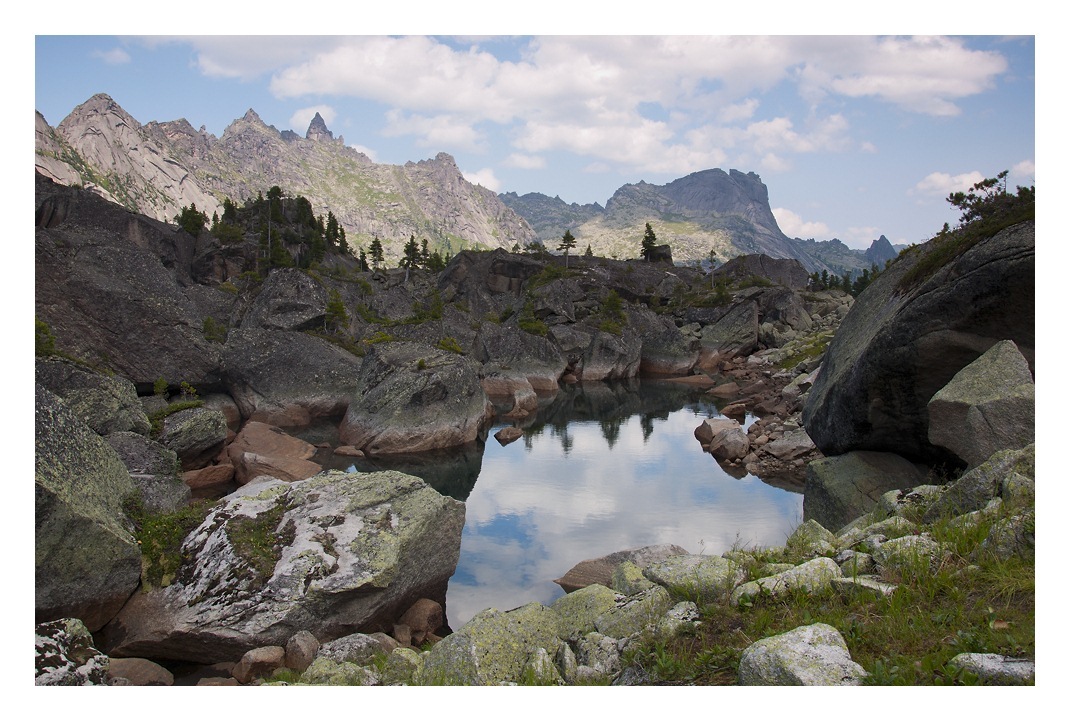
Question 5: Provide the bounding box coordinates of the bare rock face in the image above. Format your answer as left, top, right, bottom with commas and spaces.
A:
225, 420, 321, 485
36, 358, 151, 436
99, 470, 466, 663
713, 254, 812, 290
338, 341, 493, 456
803, 451, 929, 533
803, 221, 1034, 466
35, 618, 110, 686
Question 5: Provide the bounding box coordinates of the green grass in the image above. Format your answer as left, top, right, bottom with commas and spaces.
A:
125, 497, 218, 590
226, 501, 297, 584
624, 509, 1033, 685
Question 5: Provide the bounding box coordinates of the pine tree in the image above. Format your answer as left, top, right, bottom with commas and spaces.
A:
558, 229, 577, 268
641, 222, 658, 261
400, 235, 421, 269
584, 244, 594, 258
368, 237, 385, 269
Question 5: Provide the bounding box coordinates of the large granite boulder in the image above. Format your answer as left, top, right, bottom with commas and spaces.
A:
699, 300, 759, 362
338, 341, 493, 456
437, 248, 544, 319
578, 327, 643, 381
804, 451, 929, 533
629, 306, 700, 376
803, 221, 1034, 466
35, 358, 150, 435
923, 444, 1035, 523
927, 339, 1034, 468
472, 321, 567, 393
99, 470, 465, 663
36, 385, 142, 631
222, 328, 364, 427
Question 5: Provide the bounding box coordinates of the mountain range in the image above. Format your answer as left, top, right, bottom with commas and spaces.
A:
35, 93, 895, 275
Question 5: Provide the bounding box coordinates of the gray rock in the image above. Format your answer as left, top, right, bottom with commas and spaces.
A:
830, 576, 897, 598
551, 584, 619, 641
106, 431, 190, 514
833, 550, 876, 577
99, 470, 465, 663
803, 221, 1034, 465
575, 631, 622, 676
927, 339, 1034, 468
873, 535, 950, 575
642, 554, 746, 604
804, 451, 929, 532
107, 657, 175, 686
240, 267, 328, 331
923, 444, 1035, 523
222, 328, 363, 427
318, 633, 383, 665
738, 623, 867, 686
299, 657, 379, 686
594, 585, 675, 639
553, 544, 688, 593
947, 653, 1035, 685
414, 602, 564, 685
522, 647, 565, 685
611, 561, 656, 596
763, 427, 816, 461
35, 618, 110, 686
35, 385, 141, 631
36, 358, 151, 435
975, 510, 1034, 562
379, 647, 423, 685
785, 519, 837, 559
339, 341, 493, 455
232, 645, 285, 684
731, 557, 842, 607
700, 299, 759, 360
157, 406, 229, 471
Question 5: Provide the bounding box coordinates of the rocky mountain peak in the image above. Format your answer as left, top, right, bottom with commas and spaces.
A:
306, 112, 334, 142
241, 108, 264, 125
864, 234, 898, 268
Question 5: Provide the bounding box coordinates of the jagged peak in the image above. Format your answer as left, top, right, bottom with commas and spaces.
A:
241, 108, 264, 125
306, 112, 334, 142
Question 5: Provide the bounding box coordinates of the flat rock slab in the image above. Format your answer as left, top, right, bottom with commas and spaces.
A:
554, 544, 689, 593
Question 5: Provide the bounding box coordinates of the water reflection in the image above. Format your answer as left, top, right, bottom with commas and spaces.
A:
449, 381, 803, 629
303, 381, 804, 631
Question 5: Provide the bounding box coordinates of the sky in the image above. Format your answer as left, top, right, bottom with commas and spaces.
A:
32, 12, 1038, 251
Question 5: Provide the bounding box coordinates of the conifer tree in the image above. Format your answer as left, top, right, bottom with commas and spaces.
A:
641, 222, 658, 261
368, 237, 385, 269
558, 229, 577, 268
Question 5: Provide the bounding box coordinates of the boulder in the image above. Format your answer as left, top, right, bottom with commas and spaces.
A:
642, 554, 746, 604
35, 358, 150, 435
578, 327, 643, 381
709, 425, 750, 462
232, 645, 285, 684
338, 341, 493, 456
947, 653, 1035, 685
222, 328, 363, 427
694, 417, 740, 445
105, 431, 191, 514
927, 339, 1034, 468
763, 428, 816, 461
226, 420, 322, 485
98, 470, 465, 663
699, 300, 759, 361
803, 221, 1034, 465
872, 535, 950, 575
397, 598, 445, 645
284, 630, 320, 672
804, 451, 929, 533
35, 618, 110, 686
553, 544, 689, 593
157, 406, 229, 471
318, 633, 384, 665
712, 254, 812, 290
923, 444, 1035, 523
738, 623, 867, 685
472, 320, 567, 392
414, 602, 565, 686
551, 584, 620, 642
240, 268, 328, 331
181, 463, 236, 497
494, 426, 524, 445
594, 585, 675, 639
35, 385, 142, 631
731, 557, 842, 607
107, 657, 174, 686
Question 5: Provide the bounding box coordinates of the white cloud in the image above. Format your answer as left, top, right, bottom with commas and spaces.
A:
463, 167, 501, 191
289, 105, 336, 134
347, 144, 378, 161
912, 170, 986, 199
92, 47, 130, 65
503, 153, 546, 170
179, 35, 1013, 179
772, 207, 829, 239
845, 226, 882, 249
1012, 159, 1036, 185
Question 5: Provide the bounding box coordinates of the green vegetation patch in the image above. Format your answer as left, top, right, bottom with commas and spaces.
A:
226, 501, 297, 584
125, 496, 218, 590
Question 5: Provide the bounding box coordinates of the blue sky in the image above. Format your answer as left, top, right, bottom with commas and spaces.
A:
33, 12, 1038, 250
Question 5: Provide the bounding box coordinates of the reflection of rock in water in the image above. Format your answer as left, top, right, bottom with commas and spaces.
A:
314, 442, 484, 502
297, 418, 485, 501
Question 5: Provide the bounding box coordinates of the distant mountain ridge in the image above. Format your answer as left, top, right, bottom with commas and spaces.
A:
36, 93, 893, 273
35, 94, 535, 262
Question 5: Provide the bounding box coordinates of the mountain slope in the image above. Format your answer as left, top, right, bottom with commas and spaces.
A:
36, 95, 535, 262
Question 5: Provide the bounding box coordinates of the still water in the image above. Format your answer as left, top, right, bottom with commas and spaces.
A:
310, 380, 804, 630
